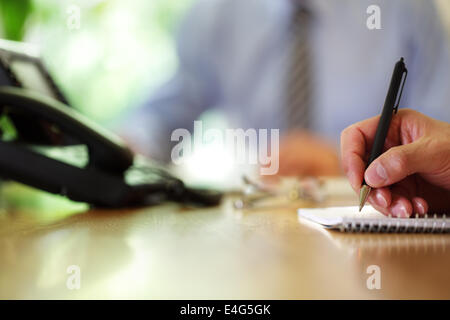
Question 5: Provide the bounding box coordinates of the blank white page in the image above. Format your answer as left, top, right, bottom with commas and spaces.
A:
298, 206, 387, 228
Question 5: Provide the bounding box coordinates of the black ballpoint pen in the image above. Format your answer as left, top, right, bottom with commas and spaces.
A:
359, 57, 408, 211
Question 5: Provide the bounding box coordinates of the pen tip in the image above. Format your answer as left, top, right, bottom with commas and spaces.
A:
358, 185, 372, 212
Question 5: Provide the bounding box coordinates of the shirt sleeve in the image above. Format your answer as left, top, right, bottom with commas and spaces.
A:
401, 0, 450, 121
120, 0, 222, 162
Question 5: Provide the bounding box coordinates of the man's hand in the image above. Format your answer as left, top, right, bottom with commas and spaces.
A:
341, 109, 450, 217
277, 130, 341, 177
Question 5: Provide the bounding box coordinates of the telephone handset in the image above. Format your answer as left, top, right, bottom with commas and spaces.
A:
0, 87, 222, 207
0, 87, 133, 174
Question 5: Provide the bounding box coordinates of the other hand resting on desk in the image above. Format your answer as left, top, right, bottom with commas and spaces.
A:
274, 130, 341, 177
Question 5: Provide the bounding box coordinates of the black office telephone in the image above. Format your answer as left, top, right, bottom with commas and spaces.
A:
0, 40, 221, 207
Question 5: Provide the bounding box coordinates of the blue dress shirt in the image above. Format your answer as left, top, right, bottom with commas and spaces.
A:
124, 0, 450, 161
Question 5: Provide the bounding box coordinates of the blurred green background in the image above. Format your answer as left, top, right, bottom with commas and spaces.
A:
0, 0, 193, 124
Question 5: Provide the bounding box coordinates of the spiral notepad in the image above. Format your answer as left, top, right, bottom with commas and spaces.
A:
298, 206, 450, 233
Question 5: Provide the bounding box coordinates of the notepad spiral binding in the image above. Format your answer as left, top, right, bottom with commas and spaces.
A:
340, 214, 449, 233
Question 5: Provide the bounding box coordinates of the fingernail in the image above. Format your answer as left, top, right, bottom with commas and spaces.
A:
416, 202, 426, 215
391, 202, 409, 218
366, 163, 388, 185
375, 192, 388, 208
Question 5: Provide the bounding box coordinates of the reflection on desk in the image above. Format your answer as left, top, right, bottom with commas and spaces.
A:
0, 182, 449, 299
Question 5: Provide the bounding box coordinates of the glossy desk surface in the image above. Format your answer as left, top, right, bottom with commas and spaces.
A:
0, 184, 449, 299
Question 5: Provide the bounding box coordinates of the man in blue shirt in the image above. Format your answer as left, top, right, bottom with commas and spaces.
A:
123, 0, 450, 176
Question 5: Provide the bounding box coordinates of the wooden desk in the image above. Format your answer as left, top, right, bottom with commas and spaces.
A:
0, 184, 449, 299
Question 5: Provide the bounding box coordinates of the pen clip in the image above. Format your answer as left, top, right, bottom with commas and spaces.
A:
394, 68, 408, 114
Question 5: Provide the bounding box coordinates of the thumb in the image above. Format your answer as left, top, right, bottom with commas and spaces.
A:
364, 141, 425, 188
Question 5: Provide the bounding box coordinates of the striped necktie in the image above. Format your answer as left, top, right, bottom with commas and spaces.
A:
285, 7, 312, 130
